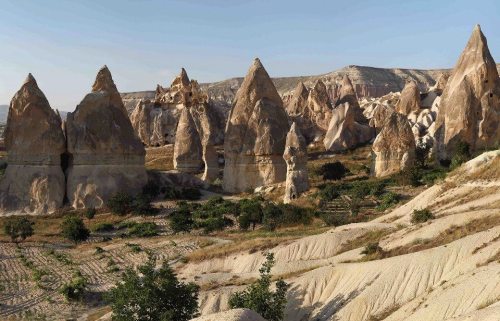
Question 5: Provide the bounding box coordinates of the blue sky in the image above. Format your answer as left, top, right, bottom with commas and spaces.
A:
0, 0, 499, 111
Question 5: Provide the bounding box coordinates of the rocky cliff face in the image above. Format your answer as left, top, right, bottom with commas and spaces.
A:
66, 66, 147, 209
435, 25, 500, 159
0, 75, 66, 214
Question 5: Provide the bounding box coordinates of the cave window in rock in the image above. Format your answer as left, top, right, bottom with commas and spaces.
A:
490, 93, 493, 98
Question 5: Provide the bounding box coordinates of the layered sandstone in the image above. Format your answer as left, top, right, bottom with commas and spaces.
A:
372, 112, 416, 177
173, 107, 203, 173
0, 74, 66, 214
223, 58, 289, 193
323, 103, 373, 152
435, 25, 500, 159
283, 123, 309, 203
66, 66, 147, 209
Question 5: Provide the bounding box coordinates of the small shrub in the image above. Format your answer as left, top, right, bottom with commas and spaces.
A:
4, 217, 34, 243
94, 246, 105, 254
164, 186, 202, 201
320, 211, 349, 227
238, 198, 263, 230
142, 179, 161, 199
170, 207, 194, 233
107, 193, 134, 215
395, 168, 421, 187
61, 216, 90, 244
60, 271, 86, 301
93, 222, 115, 233
319, 184, 340, 201
411, 208, 434, 224
132, 195, 158, 216
376, 192, 399, 212
262, 203, 282, 231
361, 242, 383, 255
127, 222, 159, 237
126, 243, 142, 253
84, 207, 96, 220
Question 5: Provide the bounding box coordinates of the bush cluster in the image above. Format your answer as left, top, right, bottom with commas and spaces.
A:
164, 186, 202, 201
107, 192, 157, 216
411, 208, 434, 224
4, 217, 34, 243
60, 271, 87, 301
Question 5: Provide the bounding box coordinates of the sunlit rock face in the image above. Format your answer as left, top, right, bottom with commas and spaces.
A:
173, 107, 203, 173
323, 102, 373, 152
66, 66, 147, 209
396, 80, 421, 116
435, 25, 500, 159
372, 112, 416, 177
0, 74, 66, 215
223, 58, 289, 193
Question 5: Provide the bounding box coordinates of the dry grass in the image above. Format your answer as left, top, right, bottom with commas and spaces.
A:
367, 304, 401, 321
360, 215, 500, 261
337, 229, 394, 255
145, 145, 174, 171
187, 222, 329, 263
462, 156, 500, 181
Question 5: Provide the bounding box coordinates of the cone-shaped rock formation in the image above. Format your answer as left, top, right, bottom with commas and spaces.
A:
173, 107, 203, 173
223, 58, 289, 193
283, 123, 309, 203
372, 113, 416, 177
66, 66, 147, 209
435, 25, 500, 159
0, 74, 66, 214
307, 79, 333, 133
337, 75, 367, 123
396, 80, 421, 116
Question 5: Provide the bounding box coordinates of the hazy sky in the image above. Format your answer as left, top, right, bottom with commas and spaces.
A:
0, 0, 499, 111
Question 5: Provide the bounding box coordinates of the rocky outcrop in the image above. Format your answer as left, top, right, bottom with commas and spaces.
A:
372, 113, 416, 177
223, 58, 289, 193
66, 66, 147, 209
369, 104, 395, 134
307, 80, 333, 133
435, 25, 500, 159
324, 103, 373, 152
0, 75, 66, 214
173, 107, 203, 173
129, 100, 178, 146
396, 80, 421, 116
283, 123, 309, 203
286, 82, 309, 116
433, 72, 450, 95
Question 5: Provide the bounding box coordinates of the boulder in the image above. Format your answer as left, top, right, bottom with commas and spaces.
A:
283, 123, 309, 203
435, 25, 500, 159
173, 107, 203, 173
223, 58, 289, 193
396, 80, 421, 115
324, 103, 373, 152
372, 113, 416, 177
66, 66, 147, 209
0, 74, 66, 214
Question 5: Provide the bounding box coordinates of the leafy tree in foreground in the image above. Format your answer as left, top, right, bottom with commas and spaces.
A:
61, 216, 90, 244
106, 256, 199, 321
4, 217, 34, 243
229, 253, 289, 321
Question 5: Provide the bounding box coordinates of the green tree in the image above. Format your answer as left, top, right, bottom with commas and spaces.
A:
4, 217, 34, 243
61, 216, 90, 244
238, 198, 263, 230
85, 207, 96, 220
60, 271, 87, 301
106, 256, 199, 321
229, 253, 289, 321
262, 203, 283, 231
107, 192, 134, 215
170, 207, 194, 233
